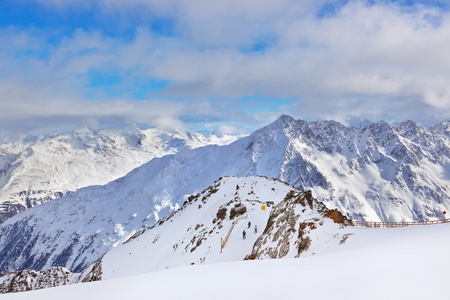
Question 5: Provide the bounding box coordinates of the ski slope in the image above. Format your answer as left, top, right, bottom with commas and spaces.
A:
100, 176, 299, 278
3, 222, 449, 300
98, 176, 351, 280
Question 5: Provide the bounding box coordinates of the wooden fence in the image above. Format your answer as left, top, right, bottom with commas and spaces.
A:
221, 214, 248, 252
352, 218, 450, 228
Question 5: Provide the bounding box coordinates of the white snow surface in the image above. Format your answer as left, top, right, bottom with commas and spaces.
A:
3, 222, 450, 300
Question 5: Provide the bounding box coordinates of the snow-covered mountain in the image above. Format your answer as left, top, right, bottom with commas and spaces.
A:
0, 176, 350, 293
0, 115, 449, 275
98, 176, 350, 280
0, 125, 239, 223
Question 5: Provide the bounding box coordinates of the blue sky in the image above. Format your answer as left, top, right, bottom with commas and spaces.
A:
1, 0, 450, 137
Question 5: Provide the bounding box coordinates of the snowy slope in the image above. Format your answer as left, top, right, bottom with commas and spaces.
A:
3, 222, 450, 300
99, 176, 350, 280
0, 115, 449, 274
0, 125, 239, 222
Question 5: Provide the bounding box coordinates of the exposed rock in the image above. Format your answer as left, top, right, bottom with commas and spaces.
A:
214, 207, 227, 223
230, 203, 247, 219
0, 259, 103, 295
81, 260, 102, 283
324, 209, 350, 225
0, 267, 78, 294
246, 190, 352, 260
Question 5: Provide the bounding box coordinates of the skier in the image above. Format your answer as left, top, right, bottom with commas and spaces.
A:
242, 230, 246, 239
254, 224, 257, 233
248, 221, 251, 228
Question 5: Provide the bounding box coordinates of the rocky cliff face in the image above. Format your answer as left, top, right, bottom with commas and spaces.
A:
245, 190, 350, 260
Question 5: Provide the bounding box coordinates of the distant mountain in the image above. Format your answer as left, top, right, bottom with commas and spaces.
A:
0, 125, 239, 222
0, 115, 449, 274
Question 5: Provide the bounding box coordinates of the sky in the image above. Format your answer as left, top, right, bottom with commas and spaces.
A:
1, 0, 450, 137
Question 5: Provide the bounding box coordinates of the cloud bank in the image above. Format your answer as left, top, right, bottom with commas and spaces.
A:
1, 0, 450, 137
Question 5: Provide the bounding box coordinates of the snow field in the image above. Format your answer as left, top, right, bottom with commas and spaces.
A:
101, 176, 294, 278
4, 222, 450, 300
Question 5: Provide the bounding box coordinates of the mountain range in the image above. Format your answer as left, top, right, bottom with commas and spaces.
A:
0, 125, 238, 223
0, 114, 448, 276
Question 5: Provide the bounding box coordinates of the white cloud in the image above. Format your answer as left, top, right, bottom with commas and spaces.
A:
1, 0, 450, 137
213, 124, 241, 137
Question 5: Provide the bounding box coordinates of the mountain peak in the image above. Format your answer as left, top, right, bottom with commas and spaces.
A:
274, 114, 296, 126
256, 114, 300, 137
71, 124, 97, 139
432, 120, 450, 135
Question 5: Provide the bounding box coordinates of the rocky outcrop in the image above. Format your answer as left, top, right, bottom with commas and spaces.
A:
230, 203, 247, 219
0, 260, 103, 294
0, 267, 78, 294
246, 190, 352, 260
